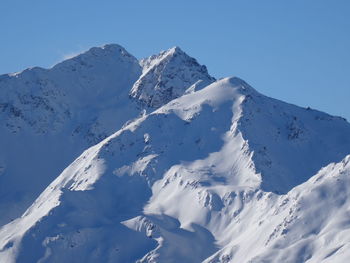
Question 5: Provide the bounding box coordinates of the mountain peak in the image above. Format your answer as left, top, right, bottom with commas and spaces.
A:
131, 47, 216, 108
139, 46, 187, 73
88, 43, 135, 59
53, 43, 138, 70
164, 46, 184, 56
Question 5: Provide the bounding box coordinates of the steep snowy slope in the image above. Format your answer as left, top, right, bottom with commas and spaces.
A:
200, 154, 350, 263
0, 44, 141, 226
0, 44, 141, 135
237, 84, 350, 193
0, 44, 213, 226
1, 77, 350, 262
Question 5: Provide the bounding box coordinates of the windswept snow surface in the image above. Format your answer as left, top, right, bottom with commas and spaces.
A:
1, 45, 350, 263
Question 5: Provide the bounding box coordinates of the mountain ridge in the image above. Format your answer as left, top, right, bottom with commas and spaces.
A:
0, 43, 214, 227
0, 44, 350, 262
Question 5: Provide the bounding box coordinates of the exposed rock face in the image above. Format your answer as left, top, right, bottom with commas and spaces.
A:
130, 47, 215, 108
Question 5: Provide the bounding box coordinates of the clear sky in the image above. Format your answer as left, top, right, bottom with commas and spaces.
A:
1, 0, 350, 120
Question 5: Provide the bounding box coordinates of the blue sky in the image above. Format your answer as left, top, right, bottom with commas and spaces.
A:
1, 0, 350, 120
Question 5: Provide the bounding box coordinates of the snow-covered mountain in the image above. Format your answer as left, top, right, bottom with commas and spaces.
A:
0, 44, 213, 226
0, 44, 350, 263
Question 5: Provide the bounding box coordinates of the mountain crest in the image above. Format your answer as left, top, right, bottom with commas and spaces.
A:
52, 43, 140, 72
139, 46, 186, 73
130, 46, 216, 108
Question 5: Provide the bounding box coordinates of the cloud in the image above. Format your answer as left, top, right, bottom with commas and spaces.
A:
62, 51, 81, 60
50, 49, 85, 68
59, 45, 89, 62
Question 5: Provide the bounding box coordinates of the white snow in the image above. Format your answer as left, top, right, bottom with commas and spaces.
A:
0, 44, 350, 263
0, 44, 212, 226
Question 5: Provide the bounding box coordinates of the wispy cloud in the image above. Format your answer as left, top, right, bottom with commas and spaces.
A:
50, 46, 88, 67
59, 45, 89, 61
62, 51, 82, 60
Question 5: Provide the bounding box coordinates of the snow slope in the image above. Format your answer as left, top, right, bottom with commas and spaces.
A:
0, 44, 213, 226
1, 75, 350, 262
